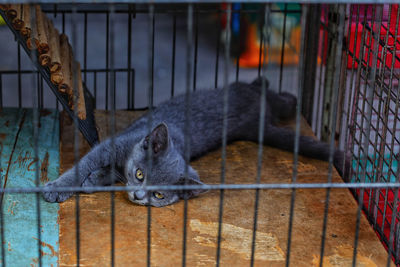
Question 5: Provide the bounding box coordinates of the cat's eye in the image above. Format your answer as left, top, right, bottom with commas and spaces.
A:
135, 168, 144, 181
153, 192, 164, 199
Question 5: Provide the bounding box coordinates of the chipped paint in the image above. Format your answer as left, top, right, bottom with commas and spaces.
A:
31, 257, 38, 267
0, 108, 59, 266
190, 219, 285, 261
40, 152, 50, 183
33, 237, 57, 257
312, 245, 377, 267
7, 201, 17, 215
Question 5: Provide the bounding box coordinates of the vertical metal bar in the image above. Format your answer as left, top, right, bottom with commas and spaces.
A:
17, 44, 22, 108
34, 74, 42, 267
62, 12, 65, 34
151, 10, 155, 106
278, 4, 288, 93
127, 5, 133, 109
250, 4, 269, 267
36, 73, 40, 108
343, 4, 361, 184
257, 16, 264, 77
108, 4, 116, 266
235, 4, 241, 82
94, 71, 97, 109
193, 5, 198, 92
301, 4, 321, 126
214, 11, 221, 88
321, 5, 340, 142
0, 74, 3, 108
285, 4, 307, 266
132, 69, 135, 110
29, 5, 42, 266
84, 12, 87, 83
315, 7, 328, 136
146, 6, 155, 267
171, 13, 177, 98
216, 4, 231, 267
70, 5, 80, 266
40, 77, 44, 109
105, 12, 109, 110
182, 6, 193, 267
353, 5, 383, 266
335, 8, 349, 155
319, 5, 345, 266
53, 4, 57, 18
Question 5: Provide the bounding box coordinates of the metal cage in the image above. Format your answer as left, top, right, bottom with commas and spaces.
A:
0, 2, 399, 266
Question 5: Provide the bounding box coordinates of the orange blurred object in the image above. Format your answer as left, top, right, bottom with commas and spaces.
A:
239, 24, 301, 68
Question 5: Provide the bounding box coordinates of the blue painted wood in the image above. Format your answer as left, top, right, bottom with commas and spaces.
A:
0, 108, 59, 267
0, 108, 25, 189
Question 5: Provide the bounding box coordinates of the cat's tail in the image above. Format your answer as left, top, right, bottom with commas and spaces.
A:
264, 125, 351, 180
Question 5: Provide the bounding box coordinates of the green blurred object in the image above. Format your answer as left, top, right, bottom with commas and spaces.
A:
0, 15, 5, 26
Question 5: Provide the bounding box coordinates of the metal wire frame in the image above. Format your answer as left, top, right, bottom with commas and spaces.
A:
1, 2, 399, 266
336, 3, 400, 265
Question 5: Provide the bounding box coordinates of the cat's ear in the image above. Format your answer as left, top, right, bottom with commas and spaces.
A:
177, 166, 208, 199
144, 123, 169, 155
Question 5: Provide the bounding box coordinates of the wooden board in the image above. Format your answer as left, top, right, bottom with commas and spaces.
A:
0, 108, 59, 266
58, 110, 393, 266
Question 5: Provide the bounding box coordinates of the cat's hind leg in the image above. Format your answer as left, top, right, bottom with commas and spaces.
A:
268, 91, 297, 121
250, 77, 297, 121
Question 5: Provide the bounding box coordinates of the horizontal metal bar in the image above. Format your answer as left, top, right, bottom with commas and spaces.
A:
1, 0, 396, 4
6, 182, 400, 194
0, 68, 133, 75
41, 7, 301, 15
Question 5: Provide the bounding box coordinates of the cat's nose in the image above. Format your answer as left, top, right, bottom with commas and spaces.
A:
134, 190, 146, 200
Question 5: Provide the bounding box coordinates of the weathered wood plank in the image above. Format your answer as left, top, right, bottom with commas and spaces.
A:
58, 111, 393, 266
0, 108, 59, 267
0, 108, 25, 189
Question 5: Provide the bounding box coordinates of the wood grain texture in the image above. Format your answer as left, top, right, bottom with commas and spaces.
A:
58, 111, 392, 266
0, 108, 59, 266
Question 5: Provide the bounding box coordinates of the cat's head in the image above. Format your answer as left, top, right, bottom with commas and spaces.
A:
124, 123, 207, 207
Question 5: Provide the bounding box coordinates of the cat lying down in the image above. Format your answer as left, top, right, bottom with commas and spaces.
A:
43, 78, 348, 207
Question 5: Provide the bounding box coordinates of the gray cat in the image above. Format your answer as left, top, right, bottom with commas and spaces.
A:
43, 78, 348, 207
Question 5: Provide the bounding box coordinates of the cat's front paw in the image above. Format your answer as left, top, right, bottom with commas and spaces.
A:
42, 169, 78, 202
42, 180, 74, 202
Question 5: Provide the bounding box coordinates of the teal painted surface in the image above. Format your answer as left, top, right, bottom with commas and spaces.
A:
352, 155, 399, 183
0, 108, 59, 267
0, 109, 25, 189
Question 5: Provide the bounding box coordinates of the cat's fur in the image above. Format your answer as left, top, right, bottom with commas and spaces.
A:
43, 78, 348, 207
